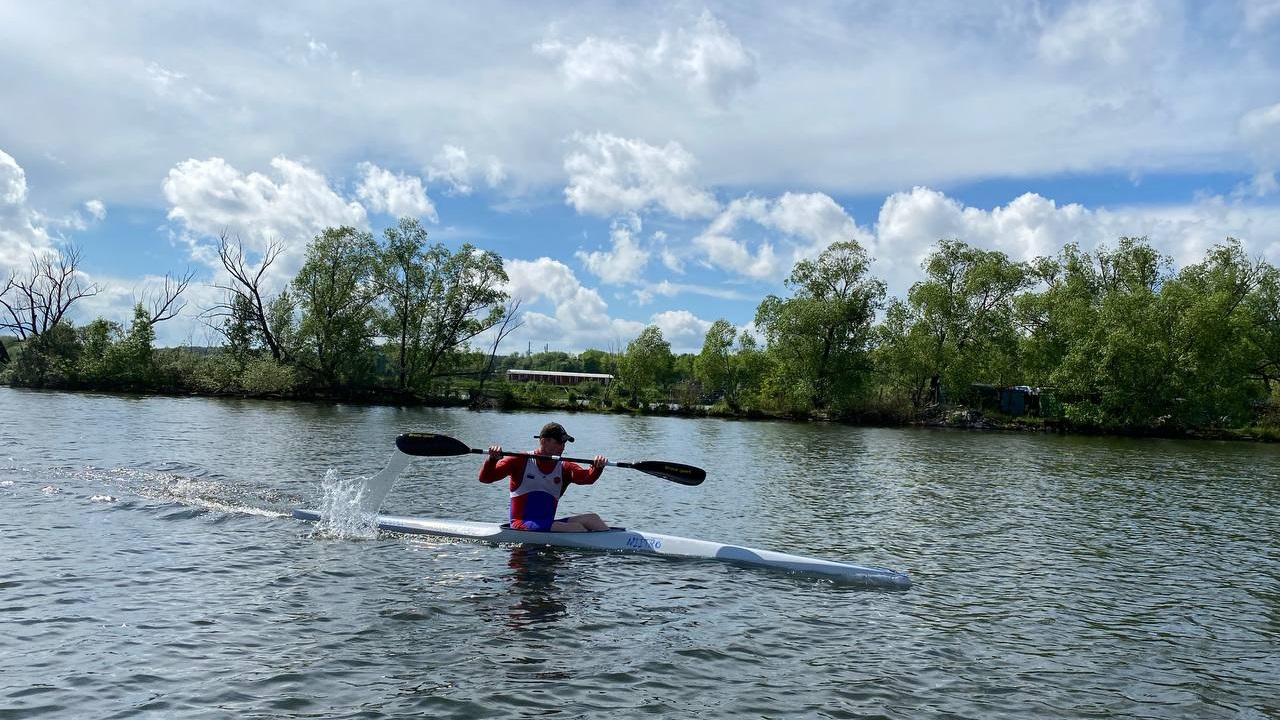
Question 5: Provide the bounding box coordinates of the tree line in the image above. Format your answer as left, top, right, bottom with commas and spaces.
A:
2, 221, 1278, 436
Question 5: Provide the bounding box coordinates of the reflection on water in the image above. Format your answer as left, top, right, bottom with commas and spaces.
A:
505, 546, 568, 630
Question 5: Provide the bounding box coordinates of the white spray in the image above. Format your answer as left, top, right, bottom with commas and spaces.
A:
313, 468, 379, 539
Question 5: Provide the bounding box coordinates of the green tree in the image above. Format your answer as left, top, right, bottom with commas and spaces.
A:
1015, 244, 1096, 387
292, 226, 381, 391
1018, 237, 1174, 427
108, 304, 158, 388
529, 351, 575, 371
1089, 242, 1176, 426
1159, 239, 1269, 426
579, 348, 616, 375
375, 217, 430, 391
693, 319, 763, 410
897, 240, 1030, 407
213, 234, 292, 364
618, 325, 672, 405
871, 299, 936, 411
733, 331, 769, 410
669, 352, 694, 385
266, 292, 298, 357
694, 319, 736, 403
6, 322, 81, 387
223, 292, 260, 372
1242, 262, 1280, 396
754, 240, 885, 412
667, 353, 697, 406
77, 318, 121, 383
414, 244, 510, 387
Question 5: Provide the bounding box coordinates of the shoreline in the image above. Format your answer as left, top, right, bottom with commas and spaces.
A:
6, 383, 1275, 443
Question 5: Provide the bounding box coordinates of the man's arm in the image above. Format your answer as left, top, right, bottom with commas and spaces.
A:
565, 456, 606, 485
479, 454, 520, 483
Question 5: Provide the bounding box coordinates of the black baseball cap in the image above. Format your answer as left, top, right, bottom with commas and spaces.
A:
536, 422, 574, 443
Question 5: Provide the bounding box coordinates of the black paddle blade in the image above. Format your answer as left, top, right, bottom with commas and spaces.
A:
396, 432, 474, 457
630, 460, 706, 486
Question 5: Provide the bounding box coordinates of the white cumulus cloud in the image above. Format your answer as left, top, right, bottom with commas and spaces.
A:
0, 151, 146, 339
692, 232, 778, 281
163, 155, 367, 252
145, 62, 217, 109
0, 149, 56, 269
873, 187, 1099, 291
649, 308, 712, 350
538, 9, 757, 106
576, 214, 650, 284
355, 162, 437, 221
162, 156, 368, 290
427, 145, 507, 196
537, 36, 641, 88
692, 192, 867, 281
0, 151, 29, 208
503, 256, 645, 349
868, 186, 1280, 300
674, 11, 758, 106
1037, 0, 1175, 68
1239, 102, 1280, 195
564, 133, 719, 219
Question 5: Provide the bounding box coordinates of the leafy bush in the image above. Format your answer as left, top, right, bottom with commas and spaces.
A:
706, 399, 736, 417
178, 351, 240, 394
7, 325, 82, 388
241, 358, 298, 395
1258, 397, 1280, 430
1062, 401, 1108, 430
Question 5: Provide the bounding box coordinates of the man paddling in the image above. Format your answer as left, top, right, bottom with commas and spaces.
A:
479, 422, 610, 532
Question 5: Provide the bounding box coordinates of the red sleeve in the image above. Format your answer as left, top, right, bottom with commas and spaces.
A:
479, 456, 524, 487
562, 461, 603, 486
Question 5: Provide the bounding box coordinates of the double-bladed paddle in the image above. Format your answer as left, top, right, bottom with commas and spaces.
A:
394, 432, 706, 486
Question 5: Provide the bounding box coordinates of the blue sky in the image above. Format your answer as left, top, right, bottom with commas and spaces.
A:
3, 1, 1280, 353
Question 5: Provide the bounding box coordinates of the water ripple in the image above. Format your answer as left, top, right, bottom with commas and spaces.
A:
1, 391, 1277, 719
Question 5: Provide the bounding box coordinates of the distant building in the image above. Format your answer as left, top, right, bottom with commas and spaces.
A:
506, 369, 614, 387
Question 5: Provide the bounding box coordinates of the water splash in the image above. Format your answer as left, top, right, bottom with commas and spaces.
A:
312, 469, 379, 539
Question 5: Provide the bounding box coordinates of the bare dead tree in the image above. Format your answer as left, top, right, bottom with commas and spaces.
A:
475, 298, 523, 396
139, 269, 195, 325
203, 233, 291, 362
0, 246, 100, 341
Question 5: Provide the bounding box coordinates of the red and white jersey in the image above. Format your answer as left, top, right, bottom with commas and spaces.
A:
510, 455, 566, 499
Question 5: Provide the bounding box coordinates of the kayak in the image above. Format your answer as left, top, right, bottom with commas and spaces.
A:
292, 509, 911, 589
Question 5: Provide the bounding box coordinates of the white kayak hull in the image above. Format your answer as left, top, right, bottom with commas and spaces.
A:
292, 509, 910, 589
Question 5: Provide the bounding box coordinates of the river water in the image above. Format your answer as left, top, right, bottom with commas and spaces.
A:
1, 388, 1277, 719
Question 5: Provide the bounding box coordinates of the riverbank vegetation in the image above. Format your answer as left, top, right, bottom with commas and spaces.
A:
3, 218, 1278, 440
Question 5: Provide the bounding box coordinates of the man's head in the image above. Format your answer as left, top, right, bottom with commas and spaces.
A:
536, 422, 575, 444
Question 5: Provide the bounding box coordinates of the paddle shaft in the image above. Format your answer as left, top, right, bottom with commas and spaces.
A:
473, 447, 643, 471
